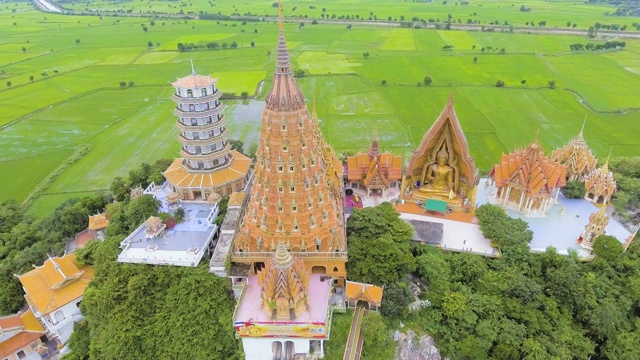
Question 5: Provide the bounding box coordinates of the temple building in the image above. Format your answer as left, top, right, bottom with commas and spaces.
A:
550, 122, 598, 182
18, 254, 93, 345
231, 4, 347, 281
344, 281, 383, 312
346, 134, 403, 196
233, 241, 332, 360
163, 65, 251, 201
578, 206, 609, 250
402, 95, 477, 207
490, 136, 566, 216
584, 155, 616, 204
0, 310, 47, 360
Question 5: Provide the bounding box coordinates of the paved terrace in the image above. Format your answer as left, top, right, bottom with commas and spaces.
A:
118, 188, 218, 266
476, 178, 632, 257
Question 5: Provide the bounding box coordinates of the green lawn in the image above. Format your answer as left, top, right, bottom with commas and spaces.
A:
1, 2, 639, 215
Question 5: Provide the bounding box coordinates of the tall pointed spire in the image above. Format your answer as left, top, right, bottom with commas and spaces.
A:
579, 115, 587, 136
265, 0, 305, 111
368, 130, 380, 158
190, 59, 196, 75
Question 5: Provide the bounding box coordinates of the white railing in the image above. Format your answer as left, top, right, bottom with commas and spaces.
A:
232, 251, 347, 258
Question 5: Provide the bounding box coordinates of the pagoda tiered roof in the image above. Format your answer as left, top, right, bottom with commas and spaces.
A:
551, 124, 597, 181
346, 136, 402, 184
584, 158, 616, 201
257, 241, 309, 320
492, 137, 566, 196
233, 2, 346, 257
172, 73, 217, 89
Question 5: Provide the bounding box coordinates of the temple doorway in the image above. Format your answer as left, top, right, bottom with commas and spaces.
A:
284, 341, 295, 360
254, 262, 265, 273
193, 190, 202, 201
312, 266, 326, 274
272, 341, 282, 360
356, 300, 370, 310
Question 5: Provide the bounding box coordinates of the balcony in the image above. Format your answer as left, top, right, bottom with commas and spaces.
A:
173, 104, 225, 118
177, 132, 227, 146
180, 143, 231, 161
232, 251, 348, 260
172, 90, 221, 104
174, 116, 227, 132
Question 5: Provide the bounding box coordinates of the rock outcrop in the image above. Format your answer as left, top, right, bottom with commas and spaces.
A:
394, 330, 441, 360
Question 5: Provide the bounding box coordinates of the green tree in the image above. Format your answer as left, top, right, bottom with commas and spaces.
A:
473, 56, 478, 63
423, 76, 432, 85
496, 80, 505, 87
347, 234, 416, 285
381, 280, 413, 318
548, 80, 556, 89
592, 235, 623, 261
381, 79, 387, 85
363, 51, 370, 58
561, 180, 586, 198
229, 139, 244, 154
361, 312, 396, 360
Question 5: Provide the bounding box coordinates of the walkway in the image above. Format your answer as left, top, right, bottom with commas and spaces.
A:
343, 306, 366, 360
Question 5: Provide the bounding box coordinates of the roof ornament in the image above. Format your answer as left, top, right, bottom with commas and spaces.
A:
579, 114, 587, 136
48, 254, 68, 281
278, 0, 284, 31
190, 59, 196, 75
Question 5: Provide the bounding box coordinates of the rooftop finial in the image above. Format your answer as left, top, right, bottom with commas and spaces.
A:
604, 147, 613, 167
278, 0, 284, 31
580, 114, 587, 136
447, 92, 454, 107
190, 59, 196, 75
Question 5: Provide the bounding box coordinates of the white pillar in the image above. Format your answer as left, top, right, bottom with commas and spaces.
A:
518, 192, 525, 211
320, 340, 324, 357
555, 187, 560, 202
504, 187, 512, 205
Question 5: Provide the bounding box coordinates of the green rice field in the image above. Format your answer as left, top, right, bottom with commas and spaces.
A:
1, 1, 639, 215
64, 0, 628, 30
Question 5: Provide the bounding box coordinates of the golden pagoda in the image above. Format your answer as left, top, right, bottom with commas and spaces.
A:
550, 119, 597, 182
402, 94, 477, 204
257, 240, 310, 320
578, 206, 609, 250
346, 133, 403, 196
491, 135, 566, 216
232, 3, 347, 279
584, 152, 616, 204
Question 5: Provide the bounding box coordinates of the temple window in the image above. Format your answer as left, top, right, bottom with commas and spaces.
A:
292, 201, 298, 212
322, 209, 328, 221
308, 197, 313, 209
203, 88, 208, 96
278, 185, 283, 193
311, 157, 316, 166
318, 193, 324, 203
252, 210, 257, 223
293, 218, 300, 231
261, 216, 267, 228
290, 185, 295, 192
281, 124, 287, 131
187, 89, 193, 98
310, 215, 316, 228
277, 219, 283, 231
333, 266, 339, 273
277, 200, 283, 212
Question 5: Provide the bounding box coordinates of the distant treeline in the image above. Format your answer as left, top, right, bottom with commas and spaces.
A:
569, 41, 626, 51
177, 41, 238, 52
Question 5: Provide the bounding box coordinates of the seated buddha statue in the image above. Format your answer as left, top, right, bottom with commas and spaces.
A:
418, 149, 455, 198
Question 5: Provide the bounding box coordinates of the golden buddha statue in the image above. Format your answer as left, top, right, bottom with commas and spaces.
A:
419, 149, 455, 198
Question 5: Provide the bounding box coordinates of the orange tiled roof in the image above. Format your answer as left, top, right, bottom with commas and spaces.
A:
172, 74, 216, 88
345, 281, 383, 304
18, 254, 94, 315
362, 161, 389, 187
88, 213, 109, 231
0, 315, 22, 330
74, 229, 97, 249
0, 310, 45, 358
346, 154, 402, 183
0, 332, 43, 358
492, 138, 566, 196
550, 132, 597, 179
163, 150, 251, 189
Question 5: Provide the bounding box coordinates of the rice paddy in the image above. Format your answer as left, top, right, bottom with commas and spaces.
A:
0, 1, 639, 216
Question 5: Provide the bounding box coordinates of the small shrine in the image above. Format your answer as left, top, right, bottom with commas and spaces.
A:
584, 154, 616, 204
344, 281, 383, 312
550, 120, 598, 182
346, 133, 402, 196
130, 186, 144, 199
490, 135, 566, 216
402, 94, 477, 208
578, 206, 609, 250
144, 216, 166, 239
